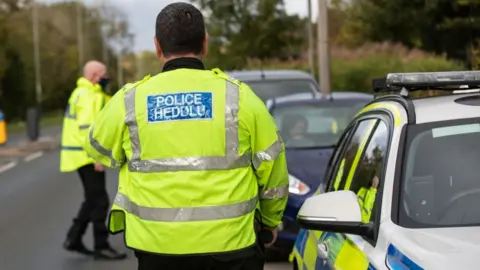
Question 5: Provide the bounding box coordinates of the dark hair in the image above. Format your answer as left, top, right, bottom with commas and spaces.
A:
155, 2, 206, 57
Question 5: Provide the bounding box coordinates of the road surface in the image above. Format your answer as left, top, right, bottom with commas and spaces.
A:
0, 148, 292, 270
6, 125, 61, 147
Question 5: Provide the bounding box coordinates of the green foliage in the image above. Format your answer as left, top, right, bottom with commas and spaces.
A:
0, 1, 134, 121
191, 0, 306, 69
135, 51, 161, 78
245, 43, 464, 93
340, 0, 480, 64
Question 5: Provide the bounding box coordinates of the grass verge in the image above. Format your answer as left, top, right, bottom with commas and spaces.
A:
6, 112, 63, 134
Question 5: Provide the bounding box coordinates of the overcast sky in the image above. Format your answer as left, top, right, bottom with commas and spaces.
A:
40, 0, 317, 52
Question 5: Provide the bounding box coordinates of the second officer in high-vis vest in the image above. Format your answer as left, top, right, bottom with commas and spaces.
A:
83, 2, 289, 270
60, 60, 126, 261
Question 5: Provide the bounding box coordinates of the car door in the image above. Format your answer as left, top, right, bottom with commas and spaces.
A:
302, 117, 391, 269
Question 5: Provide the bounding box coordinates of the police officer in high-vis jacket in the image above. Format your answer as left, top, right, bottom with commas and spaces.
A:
60, 60, 126, 260
83, 2, 289, 270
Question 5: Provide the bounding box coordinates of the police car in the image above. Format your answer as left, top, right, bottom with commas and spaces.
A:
290, 71, 480, 270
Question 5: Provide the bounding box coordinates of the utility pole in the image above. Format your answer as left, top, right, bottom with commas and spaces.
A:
32, 1, 42, 105
317, 0, 331, 95
99, 0, 109, 65
76, 0, 84, 74
307, 0, 315, 77
28, 0, 43, 141
117, 47, 124, 86
102, 37, 109, 65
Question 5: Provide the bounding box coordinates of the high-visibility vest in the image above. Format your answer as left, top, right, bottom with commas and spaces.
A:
357, 186, 377, 223
60, 77, 106, 172
84, 68, 289, 255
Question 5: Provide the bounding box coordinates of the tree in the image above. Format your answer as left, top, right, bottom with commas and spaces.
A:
339, 0, 480, 65
191, 0, 305, 69
0, 0, 135, 120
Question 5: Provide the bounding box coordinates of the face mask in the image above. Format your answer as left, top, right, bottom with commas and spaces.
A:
98, 77, 110, 89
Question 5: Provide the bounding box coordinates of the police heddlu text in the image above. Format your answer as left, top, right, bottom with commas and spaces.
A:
147, 92, 212, 122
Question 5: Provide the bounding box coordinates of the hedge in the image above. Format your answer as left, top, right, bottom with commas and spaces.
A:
244, 42, 465, 94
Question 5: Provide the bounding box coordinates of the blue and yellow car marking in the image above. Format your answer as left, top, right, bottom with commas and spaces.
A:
291, 229, 377, 270
386, 244, 423, 270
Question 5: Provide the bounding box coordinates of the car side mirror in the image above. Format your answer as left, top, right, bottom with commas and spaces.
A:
297, 190, 374, 239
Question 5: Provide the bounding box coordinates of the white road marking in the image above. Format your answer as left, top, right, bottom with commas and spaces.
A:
23, 151, 44, 162
0, 161, 17, 173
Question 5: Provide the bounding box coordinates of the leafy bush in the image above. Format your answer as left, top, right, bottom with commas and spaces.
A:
244, 42, 465, 93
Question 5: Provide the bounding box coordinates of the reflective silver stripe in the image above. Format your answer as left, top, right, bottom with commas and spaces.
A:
79, 124, 90, 130
113, 192, 258, 222
252, 135, 284, 170
124, 87, 141, 162
88, 127, 122, 167
125, 81, 251, 172
260, 186, 289, 199
64, 92, 84, 119
62, 146, 83, 151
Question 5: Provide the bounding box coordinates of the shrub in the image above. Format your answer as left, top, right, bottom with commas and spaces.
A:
244, 42, 465, 94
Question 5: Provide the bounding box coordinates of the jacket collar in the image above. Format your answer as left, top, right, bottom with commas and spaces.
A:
162, 57, 205, 72
77, 77, 102, 92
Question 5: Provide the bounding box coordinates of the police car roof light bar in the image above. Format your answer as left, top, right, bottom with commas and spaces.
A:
372, 71, 480, 94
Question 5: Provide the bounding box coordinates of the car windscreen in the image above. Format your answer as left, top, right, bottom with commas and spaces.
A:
399, 118, 480, 228
271, 100, 368, 149
245, 79, 317, 102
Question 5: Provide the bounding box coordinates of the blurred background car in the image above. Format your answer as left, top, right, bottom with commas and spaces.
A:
226, 70, 319, 103
265, 91, 373, 259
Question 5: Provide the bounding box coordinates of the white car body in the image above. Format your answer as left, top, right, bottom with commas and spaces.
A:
292, 72, 480, 270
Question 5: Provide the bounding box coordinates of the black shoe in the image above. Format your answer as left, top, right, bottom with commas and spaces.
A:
94, 247, 127, 260
63, 239, 94, 256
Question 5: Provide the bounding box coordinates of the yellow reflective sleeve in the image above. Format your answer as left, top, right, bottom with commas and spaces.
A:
357, 187, 377, 222
363, 187, 377, 222
240, 84, 289, 227
83, 90, 126, 168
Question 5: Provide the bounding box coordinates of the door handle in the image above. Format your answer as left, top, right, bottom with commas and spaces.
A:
317, 242, 329, 258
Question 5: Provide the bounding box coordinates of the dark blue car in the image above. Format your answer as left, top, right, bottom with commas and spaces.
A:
265, 91, 373, 258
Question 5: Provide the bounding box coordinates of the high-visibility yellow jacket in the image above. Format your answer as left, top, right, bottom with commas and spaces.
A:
357, 186, 377, 223
83, 68, 289, 255
60, 77, 106, 172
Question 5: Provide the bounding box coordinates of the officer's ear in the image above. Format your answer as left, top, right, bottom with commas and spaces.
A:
154, 37, 163, 60
201, 33, 209, 57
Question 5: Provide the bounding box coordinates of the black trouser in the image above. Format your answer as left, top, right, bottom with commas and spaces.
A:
135, 211, 267, 269
66, 164, 110, 250
135, 243, 265, 270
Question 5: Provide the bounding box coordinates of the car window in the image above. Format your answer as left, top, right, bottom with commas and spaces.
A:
399, 118, 480, 228
246, 79, 317, 102
271, 101, 368, 149
318, 127, 354, 194
326, 119, 378, 192
347, 120, 389, 223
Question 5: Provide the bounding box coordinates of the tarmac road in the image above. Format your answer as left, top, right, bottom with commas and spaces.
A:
5, 125, 61, 147
0, 149, 292, 270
